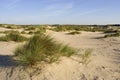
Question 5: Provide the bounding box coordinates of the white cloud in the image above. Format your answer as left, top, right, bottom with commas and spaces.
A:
78, 8, 105, 16
5, 0, 21, 9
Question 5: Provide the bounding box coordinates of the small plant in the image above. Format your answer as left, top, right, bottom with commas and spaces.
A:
0, 33, 28, 42
68, 31, 81, 35
82, 49, 92, 65
14, 34, 76, 67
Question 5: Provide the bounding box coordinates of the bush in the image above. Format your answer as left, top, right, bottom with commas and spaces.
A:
68, 31, 81, 35
14, 34, 76, 67
0, 33, 28, 42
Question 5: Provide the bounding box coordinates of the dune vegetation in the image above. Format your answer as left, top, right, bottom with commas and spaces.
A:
81, 49, 92, 65
14, 33, 76, 67
0, 31, 28, 42
104, 30, 120, 38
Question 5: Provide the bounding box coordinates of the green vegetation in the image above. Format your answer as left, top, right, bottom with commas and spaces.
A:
28, 27, 46, 35
21, 31, 27, 34
104, 29, 117, 33
104, 31, 120, 38
0, 32, 28, 42
28, 31, 34, 34
4, 30, 20, 34
68, 31, 81, 35
52, 25, 105, 32
14, 34, 76, 67
82, 49, 92, 65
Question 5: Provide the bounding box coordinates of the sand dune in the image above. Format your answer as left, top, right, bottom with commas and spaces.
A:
0, 31, 120, 80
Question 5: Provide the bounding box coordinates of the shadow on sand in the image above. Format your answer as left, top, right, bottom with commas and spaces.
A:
91, 36, 105, 39
0, 55, 18, 67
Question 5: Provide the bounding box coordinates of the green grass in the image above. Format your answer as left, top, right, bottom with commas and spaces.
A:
14, 34, 76, 67
82, 49, 92, 65
52, 25, 104, 32
68, 31, 81, 35
28, 27, 46, 35
34, 30, 46, 34
0, 32, 28, 42
4, 30, 20, 34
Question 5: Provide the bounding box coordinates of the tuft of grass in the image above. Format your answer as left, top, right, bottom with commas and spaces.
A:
82, 49, 92, 65
0, 32, 28, 42
68, 31, 81, 35
14, 34, 76, 67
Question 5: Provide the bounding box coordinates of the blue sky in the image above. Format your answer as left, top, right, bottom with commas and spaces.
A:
0, 0, 120, 24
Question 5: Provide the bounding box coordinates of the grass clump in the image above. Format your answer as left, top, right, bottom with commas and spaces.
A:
0, 33, 28, 42
82, 49, 92, 65
68, 31, 81, 35
14, 34, 76, 67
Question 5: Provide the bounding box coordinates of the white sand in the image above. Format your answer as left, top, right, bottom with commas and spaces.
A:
0, 30, 120, 80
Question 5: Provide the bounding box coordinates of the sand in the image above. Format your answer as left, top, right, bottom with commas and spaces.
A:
0, 28, 120, 80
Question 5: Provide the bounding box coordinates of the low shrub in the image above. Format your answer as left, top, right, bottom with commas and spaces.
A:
14, 34, 76, 67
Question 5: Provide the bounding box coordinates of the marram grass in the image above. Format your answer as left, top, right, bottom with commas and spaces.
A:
14, 34, 76, 67
0, 32, 28, 42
